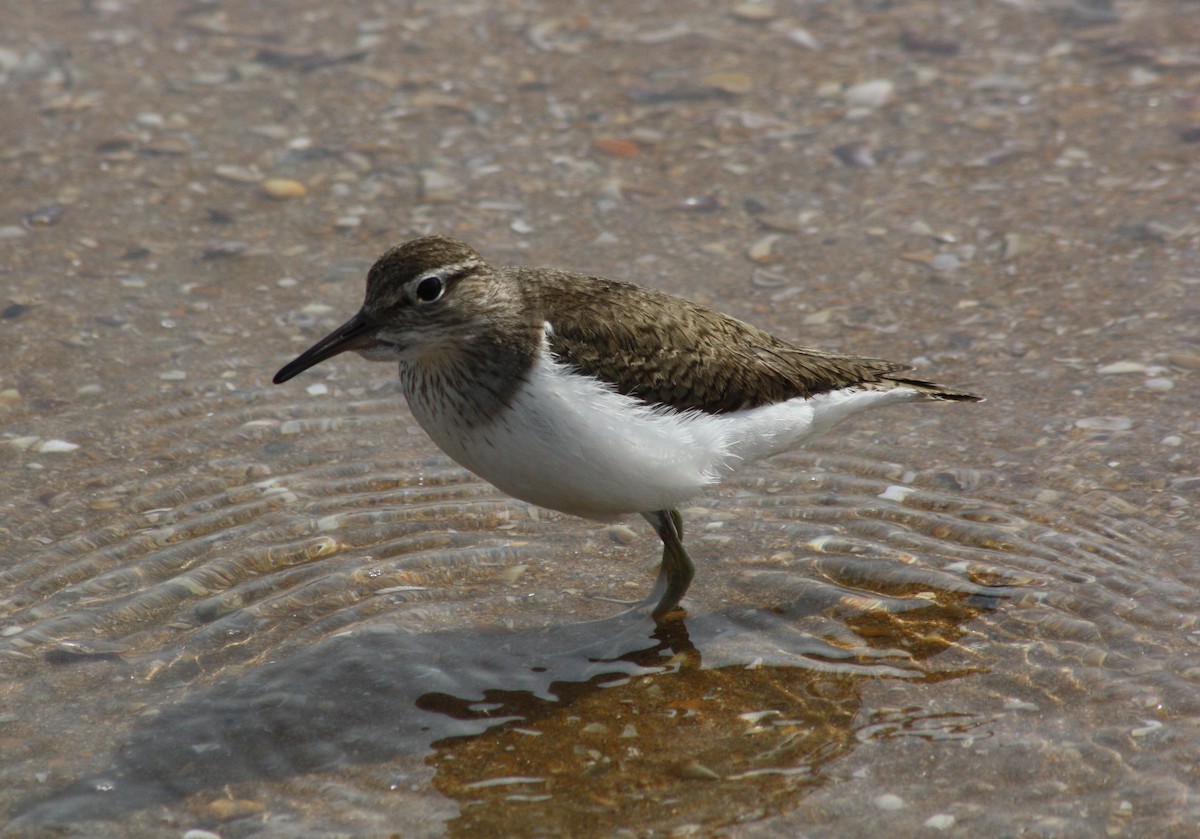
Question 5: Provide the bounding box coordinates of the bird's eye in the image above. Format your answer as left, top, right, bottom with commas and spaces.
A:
414, 275, 444, 303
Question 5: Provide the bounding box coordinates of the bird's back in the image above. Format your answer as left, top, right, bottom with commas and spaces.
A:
517, 267, 980, 413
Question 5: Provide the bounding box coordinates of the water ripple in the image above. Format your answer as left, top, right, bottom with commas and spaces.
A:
2, 380, 1192, 835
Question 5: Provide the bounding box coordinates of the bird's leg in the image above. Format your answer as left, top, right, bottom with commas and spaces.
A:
641, 508, 694, 621
586, 509, 694, 622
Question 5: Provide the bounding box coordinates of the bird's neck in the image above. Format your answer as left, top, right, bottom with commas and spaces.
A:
399, 317, 541, 429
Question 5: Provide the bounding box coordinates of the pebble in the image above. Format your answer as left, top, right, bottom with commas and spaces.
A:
1003, 697, 1040, 711
1003, 232, 1031, 260
901, 31, 960, 56
419, 169, 461, 201
1075, 416, 1133, 432
832, 140, 875, 168
1054, 147, 1092, 168
305, 383, 328, 396
1144, 377, 1173, 392
755, 212, 805, 233
1131, 720, 1163, 738
747, 234, 781, 264
968, 145, 1030, 168
879, 485, 915, 502
731, 3, 776, 22
37, 439, 79, 453
777, 26, 820, 50
630, 23, 693, 45
249, 123, 290, 140
971, 73, 1027, 92
600, 524, 638, 545
193, 593, 244, 623
924, 814, 956, 830
677, 760, 721, 781
901, 252, 937, 268
183, 831, 223, 839
204, 798, 264, 821
592, 137, 640, 158
214, 164, 262, 183
873, 793, 905, 811
98, 134, 139, 155
260, 178, 307, 199
1168, 352, 1200, 370
750, 269, 788, 289
192, 70, 229, 86
462, 775, 546, 790
159, 370, 187, 381
1129, 67, 1159, 87
704, 71, 753, 95
143, 136, 190, 155
676, 195, 720, 212
844, 79, 895, 109
1096, 361, 1146, 375
24, 203, 67, 227
929, 253, 960, 272
496, 564, 527, 584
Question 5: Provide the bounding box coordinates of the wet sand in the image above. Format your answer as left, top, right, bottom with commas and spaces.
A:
2, 2, 1198, 836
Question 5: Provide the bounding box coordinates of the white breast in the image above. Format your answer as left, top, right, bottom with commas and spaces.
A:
401, 338, 922, 521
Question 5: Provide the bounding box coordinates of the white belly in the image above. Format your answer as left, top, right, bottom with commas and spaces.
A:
401, 347, 920, 521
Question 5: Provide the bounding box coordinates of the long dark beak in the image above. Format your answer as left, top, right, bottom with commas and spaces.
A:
273, 310, 377, 384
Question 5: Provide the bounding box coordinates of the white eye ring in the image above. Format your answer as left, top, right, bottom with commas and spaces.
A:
414, 275, 444, 303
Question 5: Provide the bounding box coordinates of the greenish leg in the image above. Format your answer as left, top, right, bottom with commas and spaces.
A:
641, 508, 694, 622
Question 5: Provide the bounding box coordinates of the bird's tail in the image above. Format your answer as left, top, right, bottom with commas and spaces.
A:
886, 375, 984, 402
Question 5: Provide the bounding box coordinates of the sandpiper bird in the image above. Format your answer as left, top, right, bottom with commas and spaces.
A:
274, 236, 981, 621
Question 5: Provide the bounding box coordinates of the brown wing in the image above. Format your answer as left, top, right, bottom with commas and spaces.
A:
521, 268, 979, 414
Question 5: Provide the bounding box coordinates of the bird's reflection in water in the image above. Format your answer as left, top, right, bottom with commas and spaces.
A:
10, 587, 1000, 832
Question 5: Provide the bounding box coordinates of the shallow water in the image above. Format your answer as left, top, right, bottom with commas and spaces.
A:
3, 1, 1199, 837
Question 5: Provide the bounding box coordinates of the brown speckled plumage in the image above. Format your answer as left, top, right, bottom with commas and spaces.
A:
518, 267, 979, 414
